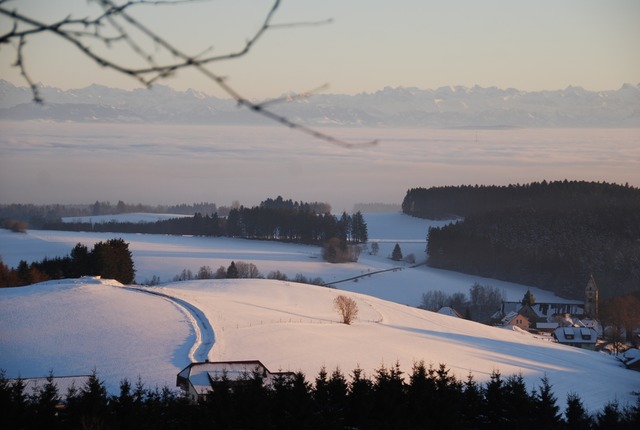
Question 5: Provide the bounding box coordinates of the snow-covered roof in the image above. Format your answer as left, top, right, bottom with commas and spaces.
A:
177, 361, 293, 396
437, 306, 462, 318
536, 322, 559, 330
501, 301, 584, 319
501, 311, 519, 324
622, 349, 640, 367
553, 326, 597, 344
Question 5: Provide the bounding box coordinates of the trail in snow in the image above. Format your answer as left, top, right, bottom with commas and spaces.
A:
124, 287, 214, 362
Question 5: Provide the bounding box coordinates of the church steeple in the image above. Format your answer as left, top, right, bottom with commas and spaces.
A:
584, 275, 599, 319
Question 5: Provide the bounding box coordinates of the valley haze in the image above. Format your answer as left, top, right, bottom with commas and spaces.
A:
1, 82, 639, 210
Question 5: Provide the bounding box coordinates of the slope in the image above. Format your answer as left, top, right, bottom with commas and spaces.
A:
2, 277, 638, 414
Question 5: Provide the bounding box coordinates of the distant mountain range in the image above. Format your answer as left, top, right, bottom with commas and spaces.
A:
1, 79, 639, 128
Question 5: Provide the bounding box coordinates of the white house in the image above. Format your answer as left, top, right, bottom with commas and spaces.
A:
553, 326, 598, 350
176, 360, 294, 402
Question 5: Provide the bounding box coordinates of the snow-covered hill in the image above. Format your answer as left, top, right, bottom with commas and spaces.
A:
1, 277, 638, 415
2, 79, 638, 127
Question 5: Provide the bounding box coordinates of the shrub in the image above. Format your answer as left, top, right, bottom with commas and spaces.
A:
334, 295, 359, 325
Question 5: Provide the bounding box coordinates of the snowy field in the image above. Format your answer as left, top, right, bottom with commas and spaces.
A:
0, 212, 574, 305
1, 212, 638, 413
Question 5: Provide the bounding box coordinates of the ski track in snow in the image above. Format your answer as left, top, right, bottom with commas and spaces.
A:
124, 287, 215, 362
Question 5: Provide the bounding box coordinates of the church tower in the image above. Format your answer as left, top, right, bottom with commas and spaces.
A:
584, 275, 599, 319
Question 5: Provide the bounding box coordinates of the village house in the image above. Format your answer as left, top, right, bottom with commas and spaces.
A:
176, 360, 294, 403
501, 311, 531, 331
496, 276, 601, 342
552, 326, 598, 350
620, 349, 640, 372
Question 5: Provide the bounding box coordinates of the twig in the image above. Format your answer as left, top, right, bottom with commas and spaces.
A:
0, 0, 378, 147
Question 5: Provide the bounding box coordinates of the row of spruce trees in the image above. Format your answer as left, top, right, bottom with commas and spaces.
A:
2, 363, 638, 430
42, 205, 368, 245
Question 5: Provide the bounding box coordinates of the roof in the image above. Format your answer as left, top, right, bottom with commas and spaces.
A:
437, 306, 463, 318
622, 349, 640, 368
501, 311, 530, 326
553, 326, 597, 344
536, 322, 559, 330
177, 360, 294, 396
501, 301, 584, 319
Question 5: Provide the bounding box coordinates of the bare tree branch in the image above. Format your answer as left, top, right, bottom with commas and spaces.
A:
14, 35, 42, 103
0, 0, 377, 147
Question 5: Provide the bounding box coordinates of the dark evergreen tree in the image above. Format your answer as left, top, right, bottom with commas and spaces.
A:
31, 371, 60, 429
391, 243, 403, 261
346, 367, 374, 429
502, 373, 534, 428
91, 238, 135, 284
65, 371, 110, 429
406, 361, 438, 428
565, 392, 593, 430
351, 211, 368, 243
226, 261, 239, 279
533, 376, 562, 429
462, 372, 484, 428
595, 401, 622, 430
337, 212, 351, 243
70, 243, 90, 278
522, 289, 536, 306
483, 370, 507, 428
326, 368, 348, 425
371, 362, 406, 428
270, 371, 313, 430
0, 371, 28, 427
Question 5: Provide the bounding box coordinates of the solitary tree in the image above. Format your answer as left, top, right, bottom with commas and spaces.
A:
333, 295, 359, 325
226, 261, 239, 279
391, 243, 403, 261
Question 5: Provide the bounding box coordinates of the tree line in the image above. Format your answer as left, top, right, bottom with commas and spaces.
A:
403, 181, 640, 299
2, 364, 638, 430
0, 201, 227, 229
164, 260, 325, 287
420, 282, 505, 323
41, 202, 368, 247
0, 239, 135, 287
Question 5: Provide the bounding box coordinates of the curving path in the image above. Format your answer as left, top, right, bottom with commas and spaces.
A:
123, 286, 215, 362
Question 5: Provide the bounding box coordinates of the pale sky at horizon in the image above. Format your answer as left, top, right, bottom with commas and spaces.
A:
1, 0, 638, 99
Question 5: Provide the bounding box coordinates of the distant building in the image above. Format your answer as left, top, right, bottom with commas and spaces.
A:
501, 311, 531, 331
177, 360, 294, 403
553, 326, 598, 350
437, 306, 463, 318
498, 277, 601, 336
621, 349, 640, 372
584, 274, 599, 319
500, 300, 584, 322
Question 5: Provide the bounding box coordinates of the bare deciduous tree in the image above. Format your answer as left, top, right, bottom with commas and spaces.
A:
334, 294, 358, 325
0, 0, 376, 148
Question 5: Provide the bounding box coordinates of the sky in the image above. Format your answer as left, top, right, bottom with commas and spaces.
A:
1, 0, 639, 99
1, 1, 639, 209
